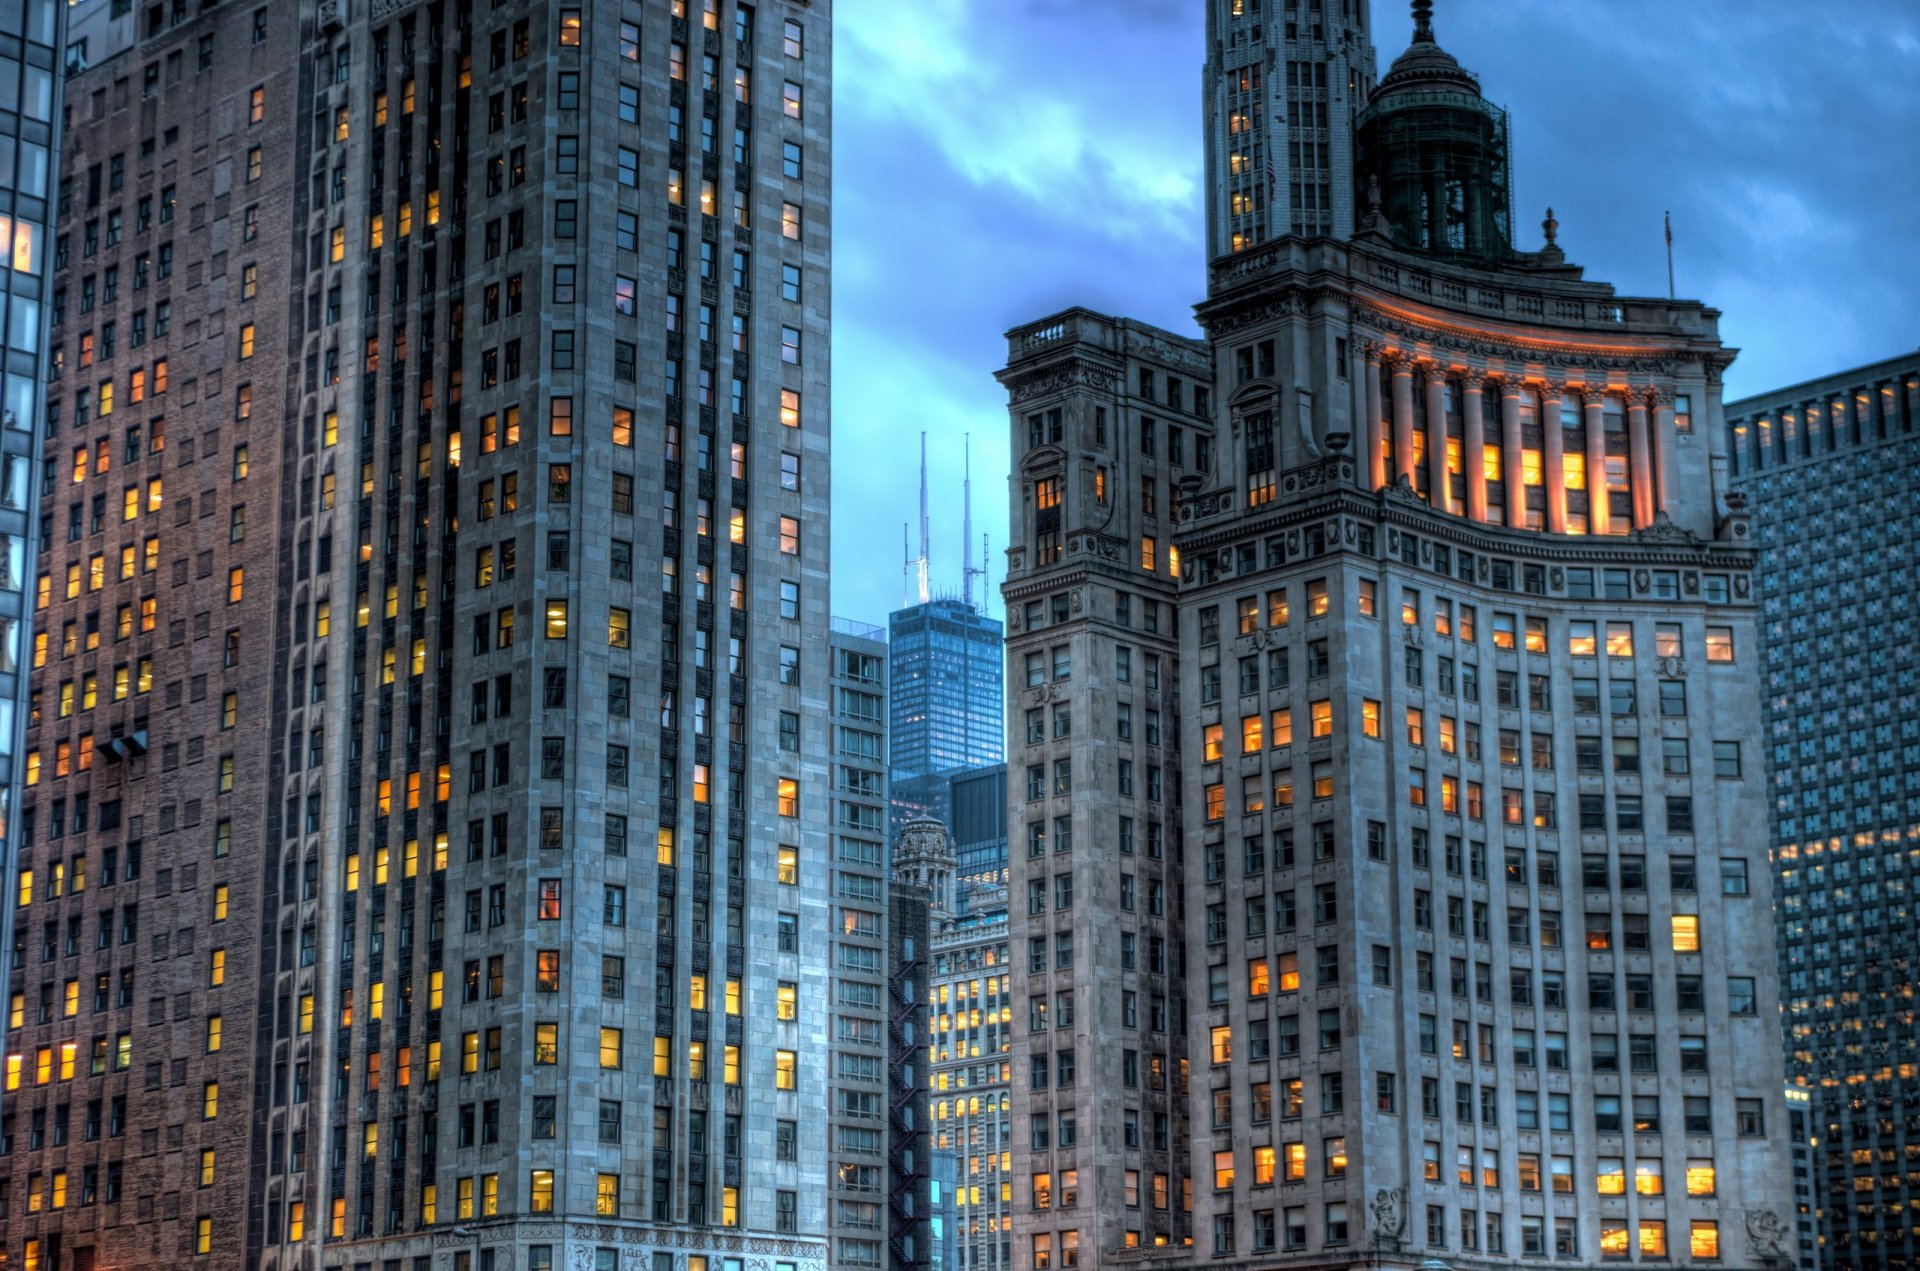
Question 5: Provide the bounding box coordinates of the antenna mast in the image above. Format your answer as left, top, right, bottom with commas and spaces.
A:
902, 523, 911, 608
963, 435, 986, 610
916, 432, 931, 605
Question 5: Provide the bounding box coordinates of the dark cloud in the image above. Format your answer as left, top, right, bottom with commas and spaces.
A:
829, 0, 1920, 628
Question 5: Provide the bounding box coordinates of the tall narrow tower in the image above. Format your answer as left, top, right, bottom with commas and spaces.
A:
1203, 0, 1376, 259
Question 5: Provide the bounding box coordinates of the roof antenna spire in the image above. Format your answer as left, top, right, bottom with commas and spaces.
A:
1411, 0, 1435, 42
960, 441, 990, 614
916, 432, 931, 605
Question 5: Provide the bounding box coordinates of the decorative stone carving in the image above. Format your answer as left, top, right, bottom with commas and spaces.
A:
1548, 567, 1564, 590
1003, 363, 1121, 405
1745, 1210, 1791, 1265
1632, 569, 1651, 593
1206, 295, 1303, 337
1632, 513, 1699, 546
1370, 1187, 1408, 1248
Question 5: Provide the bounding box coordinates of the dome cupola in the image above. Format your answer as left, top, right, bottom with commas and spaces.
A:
1355, 0, 1513, 264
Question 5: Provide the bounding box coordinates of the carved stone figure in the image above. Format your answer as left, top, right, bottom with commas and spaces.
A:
1370, 1187, 1407, 1247
1745, 1209, 1791, 1265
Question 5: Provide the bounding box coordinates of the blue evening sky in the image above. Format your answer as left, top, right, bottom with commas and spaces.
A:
826, 0, 1920, 629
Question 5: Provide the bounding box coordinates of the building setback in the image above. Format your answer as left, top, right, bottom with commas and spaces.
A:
1001, 5, 1793, 1271
1727, 351, 1920, 1271
5, 2, 838, 1269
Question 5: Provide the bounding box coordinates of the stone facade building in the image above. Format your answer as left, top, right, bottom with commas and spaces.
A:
1727, 351, 1920, 1271
1000, 5, 1793, 1271
4, 1, 838, 1269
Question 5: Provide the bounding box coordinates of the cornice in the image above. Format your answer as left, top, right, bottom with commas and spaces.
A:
1174, 485, 1758, 582
997, 359, 1125, 405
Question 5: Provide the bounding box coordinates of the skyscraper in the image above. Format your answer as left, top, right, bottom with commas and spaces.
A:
0, 0, 63, 1168
6, 2, 837, 1269
1002, 5, 1791, 1270
1726, 351, 1920, 1271
1203, 0, 1376, 257
889, 596, 1003, 833
827, 617, 914, 1271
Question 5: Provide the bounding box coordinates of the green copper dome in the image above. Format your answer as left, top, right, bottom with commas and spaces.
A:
1355, 0, 1513, 264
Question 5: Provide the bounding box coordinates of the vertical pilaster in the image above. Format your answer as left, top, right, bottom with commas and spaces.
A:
1652, 386, 1678, 519
1584, 387, 1611, 536
1424, 366, 1451, 515
1461, 370, 1488, 523
1391, 355, 1416, 487
1500, 379, 1525, 528
1364, 344, 1387, 490
1541, 381, 1567, 535
1628, 391, 1655, 529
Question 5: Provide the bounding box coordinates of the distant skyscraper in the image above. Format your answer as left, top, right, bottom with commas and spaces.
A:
1727, 351, 1920, 1271
889, 597, 1003, 832
1203, 0, 1376, 257
1001, 5, 1792, 1269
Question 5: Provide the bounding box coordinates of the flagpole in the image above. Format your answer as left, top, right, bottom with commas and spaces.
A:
1665, 211, 1674, 300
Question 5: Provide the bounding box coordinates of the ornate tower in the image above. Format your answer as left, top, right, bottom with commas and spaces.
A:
1204, 0, 1377, 260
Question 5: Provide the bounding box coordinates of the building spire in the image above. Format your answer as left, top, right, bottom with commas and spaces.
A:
1412, 0, 1435, 43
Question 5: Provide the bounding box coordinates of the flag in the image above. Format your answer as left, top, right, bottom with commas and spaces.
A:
1664, 211, 1672, 245
1266, 157, 1277, 200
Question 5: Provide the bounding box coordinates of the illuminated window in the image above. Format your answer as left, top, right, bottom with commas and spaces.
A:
545, 600, 568, 639
1671, 915, 1699, 952
597, 1173, 619, 1216
529, 1169, 555, 1213
778, 778, 798, 818
775, 1049, 798, 1090
1689, 1221, 1719, 1260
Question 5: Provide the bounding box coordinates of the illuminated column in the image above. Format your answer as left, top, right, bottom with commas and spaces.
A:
1584, 386, 1610, 536
1651, 386, 1677, 517
1628, 390, 1655, 529
1500, 378, 1525, 527
1461, 369, 1488, 522
1391, 355, 1416, 487
1424, 365, 1452, 515
1363, 344, 1387, 490
1540, 381, 1568, 535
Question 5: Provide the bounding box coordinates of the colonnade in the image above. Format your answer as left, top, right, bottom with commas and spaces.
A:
1360, 345, 1673, 533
